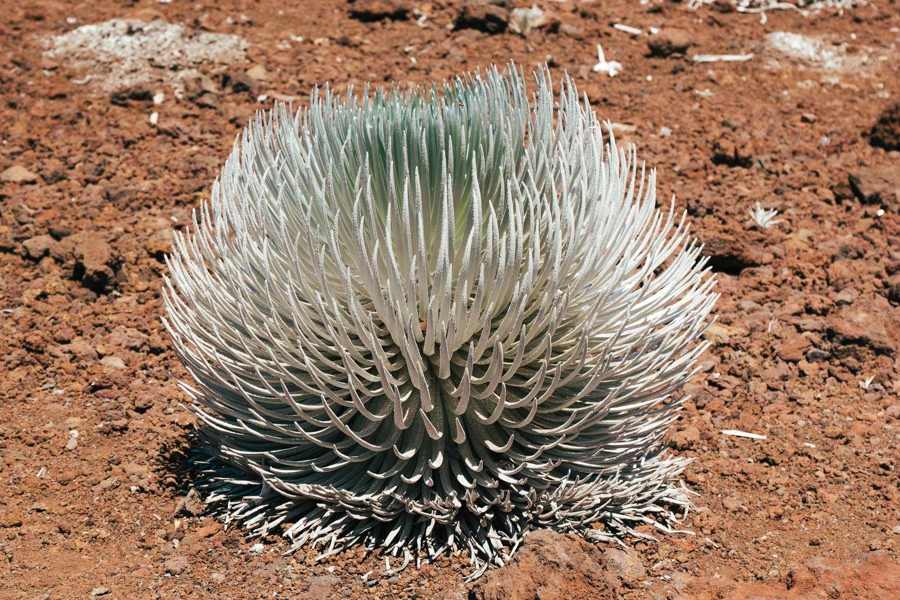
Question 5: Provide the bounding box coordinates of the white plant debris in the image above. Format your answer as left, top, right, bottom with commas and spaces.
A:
721, 430, 767, 440
749, 201, 782, 228
43, 19, 247, 92
687, 0, 865, 13
593, 45, 622, 77
613, 23, 642, 36
693, 54, 754, 63
165, 65, 717, 579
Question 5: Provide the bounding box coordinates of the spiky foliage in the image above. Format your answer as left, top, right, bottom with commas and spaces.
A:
163, 65, 717, 577
748, 201, 782, 229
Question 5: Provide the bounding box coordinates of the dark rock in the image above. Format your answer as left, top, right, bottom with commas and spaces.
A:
647, 28, 692, 57
81, 162, 107, 183
470, 529, 612, 600
22, 235, 57, 260
0, 509, 23, 528
224, 71, 259, 95
53, 327, 74, 344
870, 101, 900, 151
712, 0, 735, 12
831, 240, 865, 261
73, 234, 118, 292
108, 328, 148, 349
777, 336, 812, 362
110, 83, 154, 106
702, 233, 764, 274
348, 0, 409, 22
164, 555, 190, 575
106, 186, 142, 208
49, 223, 73, 239
174, 488, 205, 517
193, 92, 218, 109
145, 228, 175, 259
603, 547, 646, 582
156, 119, 190, 139
712, 137, 754, 168
41, 165, 69, 184
848, 167, 900, 210
826, 296, 898, 356
134, 392, 160, 412
23, 332, 47, 353
670, 425, 701, 450
455, 3, 508, 35
181, 72, 219, 109
887, 284, 900, 304
58, 339, 98, 361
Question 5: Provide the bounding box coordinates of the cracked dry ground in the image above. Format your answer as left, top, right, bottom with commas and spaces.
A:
2, 1, 900, 599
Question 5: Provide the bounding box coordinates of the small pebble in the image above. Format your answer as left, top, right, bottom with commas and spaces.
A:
249, 543, 264, 553
65, 437, 78, 451
90, 588, 109, 596
0, 165, 39, 183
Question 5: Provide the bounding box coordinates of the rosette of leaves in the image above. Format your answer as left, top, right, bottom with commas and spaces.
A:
163, 64, 717, 577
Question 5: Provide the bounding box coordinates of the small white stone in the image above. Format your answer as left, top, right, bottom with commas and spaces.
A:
150, 112, 159, 125
249, 543, 264, 553
153, 93, 164, 104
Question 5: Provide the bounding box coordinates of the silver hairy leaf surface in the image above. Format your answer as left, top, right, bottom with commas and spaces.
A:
163, 64, 718, 578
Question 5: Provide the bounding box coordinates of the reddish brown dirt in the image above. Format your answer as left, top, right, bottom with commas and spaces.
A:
2, 1, 900, 599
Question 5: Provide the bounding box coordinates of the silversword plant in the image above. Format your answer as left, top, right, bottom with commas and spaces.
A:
164, 65, 717, 577
748, 201, 782, 229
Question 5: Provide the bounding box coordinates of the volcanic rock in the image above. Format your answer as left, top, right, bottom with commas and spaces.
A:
455, 3, 508, 35
826, 296, 898, 357
1, 165, 39, 183
648, 28, 692, 57
848, 167, 900, 210
348, 0, 409, 22
870, 101, 900, 151
471, 529, 612, 600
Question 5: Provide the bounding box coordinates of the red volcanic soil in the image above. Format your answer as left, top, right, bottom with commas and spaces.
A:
1, 1, 899, 599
